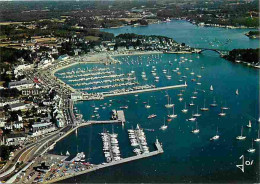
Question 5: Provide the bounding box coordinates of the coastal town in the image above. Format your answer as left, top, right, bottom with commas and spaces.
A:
0, 0, 259, 183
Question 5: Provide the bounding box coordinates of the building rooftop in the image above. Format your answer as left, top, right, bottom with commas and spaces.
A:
9, 102, 26, 109
32, 122, 52, 128
9, 80, 33, 88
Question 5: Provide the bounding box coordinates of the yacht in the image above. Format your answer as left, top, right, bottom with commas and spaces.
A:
247, 120, 252, 128
66, 151, 70, 156
168, 106, 177, 118
254, 130, 260, 142
210, 127, 220, 140
247, 139, 255, 153
182, 102, 188, 113
148, 114, 157, 119
236, 126, 246, 140
191, 122, 200, 134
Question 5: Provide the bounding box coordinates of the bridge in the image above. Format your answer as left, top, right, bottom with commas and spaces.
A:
196, 48, 229, 56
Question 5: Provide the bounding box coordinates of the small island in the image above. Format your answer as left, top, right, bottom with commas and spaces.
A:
245, 31, 260, 39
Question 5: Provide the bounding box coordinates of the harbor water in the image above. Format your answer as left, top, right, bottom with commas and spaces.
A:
52, 20, 259, 183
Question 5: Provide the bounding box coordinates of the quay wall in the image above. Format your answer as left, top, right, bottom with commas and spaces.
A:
44, 149, 163, 184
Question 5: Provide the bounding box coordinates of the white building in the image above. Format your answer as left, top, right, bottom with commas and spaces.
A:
9, 80, 34, 91
13, 121, 24, 129
5, 133, 26, 146
9, 102, 30, 111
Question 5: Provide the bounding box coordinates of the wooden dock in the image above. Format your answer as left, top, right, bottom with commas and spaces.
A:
43, 140, 163, 184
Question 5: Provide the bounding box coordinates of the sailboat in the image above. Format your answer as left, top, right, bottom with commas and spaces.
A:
166, 70, 171, 79
193, 106, 201, 117
254, 130, 260, 142
236, 126, 246, 140
247, 139, 255, 153
145, 100, 151, 109
191, 122, 200, 133
200, 99, 209, 111
168, 105, 177, 118
247, 120, 252, 128
189, 100, 195, 106
210, 85, 214, 91
210, 97, 217, 107
165, 96, 174, 108
75, 128, 78, 136
210, 127, 220, 140
218, 109, 226, 116
236, 89, 239, 95
188, 111, 196, 121
160, 118, 168, 130
66, 150, 70, 156
182, 102, 188, 113
221, 101, 229, 110
193, 88, 198, 95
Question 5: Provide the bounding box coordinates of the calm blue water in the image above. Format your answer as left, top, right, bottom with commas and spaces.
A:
103, 20, 259, 50
53, 20, 259, 183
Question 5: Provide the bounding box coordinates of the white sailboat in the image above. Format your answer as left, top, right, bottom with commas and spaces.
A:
254, 130, 260, 142
165, 96, 174, 108
200, 99, 209, 111
168, 105, 177, 118
236, 89, 239, 95
188, 111, 196, 121
191, 122, 200, 134
193, 106, 201, 117
247, 139, 255, 153
210, 85, 214, 91
160, 118, 168, 130
66, 150, 70, 156
218, 109, 226, 116
247, 120, 252, 128
210, 97, 217, 107
189, 100, 195, 106
182, 102, 188, 113
210, 127, 220, 140
236, 126, 246, 140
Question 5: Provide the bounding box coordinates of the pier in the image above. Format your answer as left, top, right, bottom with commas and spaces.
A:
87, 120, 122, 124
44, 139, 163, 184
81, 83, 187, 100
103, 84, 187, 97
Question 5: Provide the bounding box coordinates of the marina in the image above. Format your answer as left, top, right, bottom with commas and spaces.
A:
45, 139, 163, 183
51, 20, 259, 183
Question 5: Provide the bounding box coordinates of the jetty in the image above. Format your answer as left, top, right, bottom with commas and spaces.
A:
81, 83, 187, 100
44, 139, 163, 184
